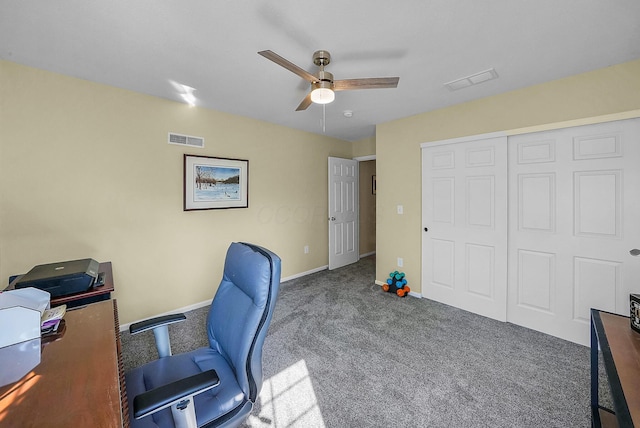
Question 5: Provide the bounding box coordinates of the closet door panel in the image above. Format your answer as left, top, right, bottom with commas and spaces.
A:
422, 136, 508, 322
508, 118, 640, 345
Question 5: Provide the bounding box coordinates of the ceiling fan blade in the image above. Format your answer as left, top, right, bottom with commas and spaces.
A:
296, 92, 313, 111
258, 50, 318, 83
333, 77, 399, 91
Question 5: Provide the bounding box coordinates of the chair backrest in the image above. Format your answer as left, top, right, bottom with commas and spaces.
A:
206, 242, 281, 401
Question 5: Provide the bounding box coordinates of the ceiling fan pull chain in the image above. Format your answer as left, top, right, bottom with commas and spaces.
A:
323, 104, 326, 133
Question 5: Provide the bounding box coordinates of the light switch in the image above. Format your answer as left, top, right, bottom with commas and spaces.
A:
397, 205, 403, 214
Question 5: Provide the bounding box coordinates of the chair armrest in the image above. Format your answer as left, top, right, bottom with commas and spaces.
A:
129, 314, 186, 335
133, 369, 220, 419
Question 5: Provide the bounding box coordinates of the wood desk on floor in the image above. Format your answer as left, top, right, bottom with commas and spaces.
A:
0, 300, 129, 427
591, 309, 640, 427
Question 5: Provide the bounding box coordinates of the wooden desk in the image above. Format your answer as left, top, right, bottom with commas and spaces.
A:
591, 309, 640, 427
7, 261, 115, 307
0, 300, 129, 427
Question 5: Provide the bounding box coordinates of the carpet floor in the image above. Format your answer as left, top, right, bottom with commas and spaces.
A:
122, 255, 600, 427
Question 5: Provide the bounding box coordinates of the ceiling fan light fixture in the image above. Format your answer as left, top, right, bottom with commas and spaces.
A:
310, 81, 335, 104
258, 50, 399, 111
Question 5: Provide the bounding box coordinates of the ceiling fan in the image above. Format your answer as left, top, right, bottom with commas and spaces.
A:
258, 49, 399, 111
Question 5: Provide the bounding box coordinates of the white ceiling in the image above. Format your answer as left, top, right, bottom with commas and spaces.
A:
2, 1, 639, 142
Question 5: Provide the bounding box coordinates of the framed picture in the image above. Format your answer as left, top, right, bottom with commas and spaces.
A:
372, 175, 377, 195
184, 154, 248, 210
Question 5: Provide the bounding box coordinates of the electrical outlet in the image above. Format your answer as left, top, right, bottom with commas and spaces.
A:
397, 257, 403, 267
304, 245, 309, 254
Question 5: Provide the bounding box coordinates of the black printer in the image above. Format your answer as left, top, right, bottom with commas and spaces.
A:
15, 258, 100, 298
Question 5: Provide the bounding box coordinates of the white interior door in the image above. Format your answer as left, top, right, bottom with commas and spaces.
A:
421, 136, 508, 321
328, 157, 359, 270
508, 118, 640, 345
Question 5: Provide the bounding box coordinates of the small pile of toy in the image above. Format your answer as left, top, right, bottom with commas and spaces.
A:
383, 271, 410, 297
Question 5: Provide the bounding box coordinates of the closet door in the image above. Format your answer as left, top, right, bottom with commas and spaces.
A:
422, 136, 508, 321
508, 118, 640, 345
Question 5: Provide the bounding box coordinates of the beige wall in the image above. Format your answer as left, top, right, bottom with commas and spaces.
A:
358, 160, 376, 255
0, 61, 352, 324
352, 135, 375, 158
376, 59, 640, 294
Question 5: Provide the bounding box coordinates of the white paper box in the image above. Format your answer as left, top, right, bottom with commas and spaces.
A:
0, 287, 50, 315
0, 288, 49, 386
0, 336, 41, 386
0, 306, 42, 348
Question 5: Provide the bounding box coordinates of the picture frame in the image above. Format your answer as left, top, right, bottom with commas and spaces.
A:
372, 175, 377, 195
184, 154, 248, 210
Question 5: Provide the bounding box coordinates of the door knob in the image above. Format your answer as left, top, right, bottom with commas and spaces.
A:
329, 217, 336, 221
424, 227, 428, 232
631, 249, 640, 256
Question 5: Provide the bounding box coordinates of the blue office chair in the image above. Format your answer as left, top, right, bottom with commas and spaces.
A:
125, 242, 281, 428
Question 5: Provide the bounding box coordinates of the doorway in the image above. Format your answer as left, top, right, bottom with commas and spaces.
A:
358, 159, 377, 258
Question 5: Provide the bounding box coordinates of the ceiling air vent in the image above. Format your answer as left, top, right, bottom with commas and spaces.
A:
444, 68, 498, 91
168, 132, 204, 148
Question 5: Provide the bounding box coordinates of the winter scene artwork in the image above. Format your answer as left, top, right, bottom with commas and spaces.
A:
194, 165, 240, 201
184, 155, 248, 210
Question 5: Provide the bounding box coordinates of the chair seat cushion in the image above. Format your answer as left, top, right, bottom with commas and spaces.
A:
125, 347, 247, 428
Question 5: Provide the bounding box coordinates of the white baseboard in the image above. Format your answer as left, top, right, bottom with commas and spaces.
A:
281, 265, 328, 282
360, 251, 376, 258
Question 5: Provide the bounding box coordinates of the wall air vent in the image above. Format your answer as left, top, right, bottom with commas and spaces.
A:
168, 132, 204, 148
